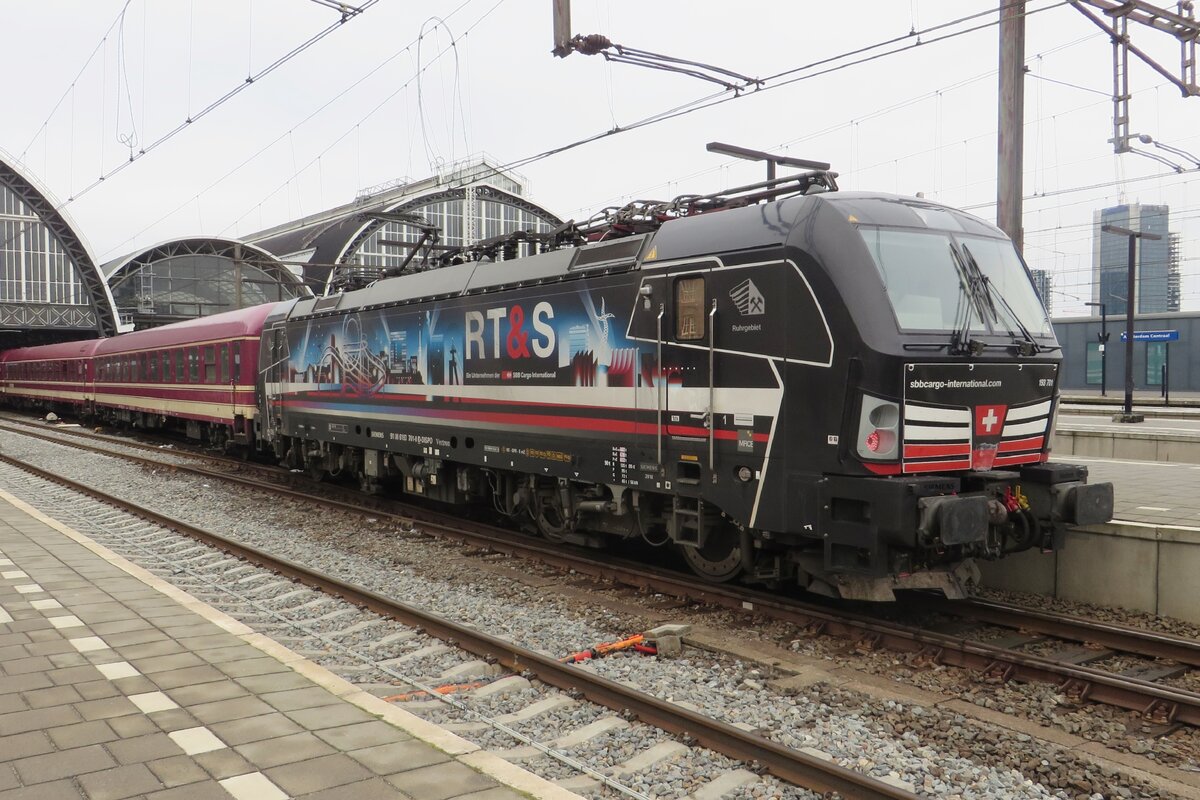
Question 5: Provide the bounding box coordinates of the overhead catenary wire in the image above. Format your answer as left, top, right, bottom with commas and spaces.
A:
98, 0, 484, 260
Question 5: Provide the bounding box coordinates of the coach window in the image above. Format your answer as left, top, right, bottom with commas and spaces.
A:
675, 276, 706, 341
219, 344, 229, 383
149, 353, 159, 381
174, 350, 184, 383
187, 349, 198, 383
204, 345, 216, 383
232, 342, 241, 380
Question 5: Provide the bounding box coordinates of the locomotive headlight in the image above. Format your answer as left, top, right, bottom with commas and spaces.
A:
736, 465, 754, 482
857, 394, 900, 460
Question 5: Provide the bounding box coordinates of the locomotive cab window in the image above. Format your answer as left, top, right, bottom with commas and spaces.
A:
675, 276, 706, 341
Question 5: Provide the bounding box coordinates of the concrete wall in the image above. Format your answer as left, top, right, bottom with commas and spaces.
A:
978, 521, 1200, 623
1052, 429, 1200, 463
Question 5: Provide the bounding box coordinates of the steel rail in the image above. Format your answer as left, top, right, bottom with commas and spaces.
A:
939, 596, 1200, 667
7, 421, 1200, 727
0, 451, 918, 800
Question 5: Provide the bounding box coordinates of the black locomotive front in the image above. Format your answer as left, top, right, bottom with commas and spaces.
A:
754, 193, 1115, 599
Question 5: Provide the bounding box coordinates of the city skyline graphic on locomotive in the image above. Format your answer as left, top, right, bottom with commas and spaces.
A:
2, 166, 1114, 601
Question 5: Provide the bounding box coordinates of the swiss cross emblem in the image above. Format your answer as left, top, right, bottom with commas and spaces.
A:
974, 405, 1008, 437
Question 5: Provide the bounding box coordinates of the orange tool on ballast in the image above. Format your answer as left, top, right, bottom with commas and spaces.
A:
559, 634, 657, 664
382, 681, 489, 702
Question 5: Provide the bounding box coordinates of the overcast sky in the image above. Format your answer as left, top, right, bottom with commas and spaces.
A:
5, 0, 1200, 316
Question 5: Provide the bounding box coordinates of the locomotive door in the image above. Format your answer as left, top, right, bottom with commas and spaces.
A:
665, 266, 716, 483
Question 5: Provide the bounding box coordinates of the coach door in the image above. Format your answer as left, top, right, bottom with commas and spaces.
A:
260, 324, 288, 441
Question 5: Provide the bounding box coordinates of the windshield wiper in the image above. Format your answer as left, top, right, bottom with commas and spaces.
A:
946, 243, 988, 356
960, 244, 1042, 357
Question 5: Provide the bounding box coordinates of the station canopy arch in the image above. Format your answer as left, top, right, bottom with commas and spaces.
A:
0, 151, 119, 344
104, 238, 310, 330
246, 158, 563, 295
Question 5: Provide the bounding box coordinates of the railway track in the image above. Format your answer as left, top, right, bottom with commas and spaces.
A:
0, 447, 915, 800
5, 415, 1200, 731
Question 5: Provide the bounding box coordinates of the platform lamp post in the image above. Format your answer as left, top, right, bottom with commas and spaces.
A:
1101, 223, 1161, 423
1084, 301, 1107, 396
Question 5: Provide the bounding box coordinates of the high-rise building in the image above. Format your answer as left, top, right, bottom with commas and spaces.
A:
1091, 204, 1173, 315
1168, 232, 1182, 313
1030, 269, 1052, 316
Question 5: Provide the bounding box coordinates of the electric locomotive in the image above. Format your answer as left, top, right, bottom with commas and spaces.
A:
256, 170, 1114, 600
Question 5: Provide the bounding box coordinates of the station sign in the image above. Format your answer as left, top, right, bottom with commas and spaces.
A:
1119, 330, 1179, 342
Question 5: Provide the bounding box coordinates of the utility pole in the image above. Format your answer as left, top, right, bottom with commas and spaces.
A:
1102, 223, 1161, 422
996, 0, 1027, 253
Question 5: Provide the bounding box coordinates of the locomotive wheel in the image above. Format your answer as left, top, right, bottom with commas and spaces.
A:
680, 531, 744, 582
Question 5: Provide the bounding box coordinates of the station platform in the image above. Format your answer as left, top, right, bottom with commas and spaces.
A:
0, 491, 577, 800
981, 451, 1200, 623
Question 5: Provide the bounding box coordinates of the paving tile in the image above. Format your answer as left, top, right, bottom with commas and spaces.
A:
13, 743, 116, 783
91, 619, 156, 636
47, 720, 119, 749
107, 714, 159, 738
234, 730, 337, 769
128, 691, 179, 713
0, 778, 85, 799
145, 755, 210, 789
106, 630, 172, 649
78, 763, 164, 800
216, 658, 291, 678
208, 712, 305, 746
95, 661, 140, 680
21, 684, 83, 709
75, 696, 138, 722
0, 704, 81, 735
47, 665, 104, 687
313, 720, 410, 751
1, 656, 53, 675
0, 766, 16, 792
193, 748, 257, 780
0, 674, 51, 695
386, 762, 496, 800
185, 696, 275, 726
352, 739, 451, 775
219, 772, 287, 800
258, 686, 341, 713
165, 680, 247, 706
0, 731, 53, 760
25, 639, 77, 657
0, 695, 23, 715
116, 640, 186, 660
144, 779, 232, 800
235, 671, 313, 694
286, 703, 376, 730
264, 753, 374, 795
107, 732, 185, 765
129, 652, 206, 675
455, 788, 526, 800
167, 726, 226, 756
74, 679, 123, 700
196, 645, 264, 665
287, 776, 408, 800
146, 708, 202, 734
146, 665, 226, 690
46, 653, 89, 669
